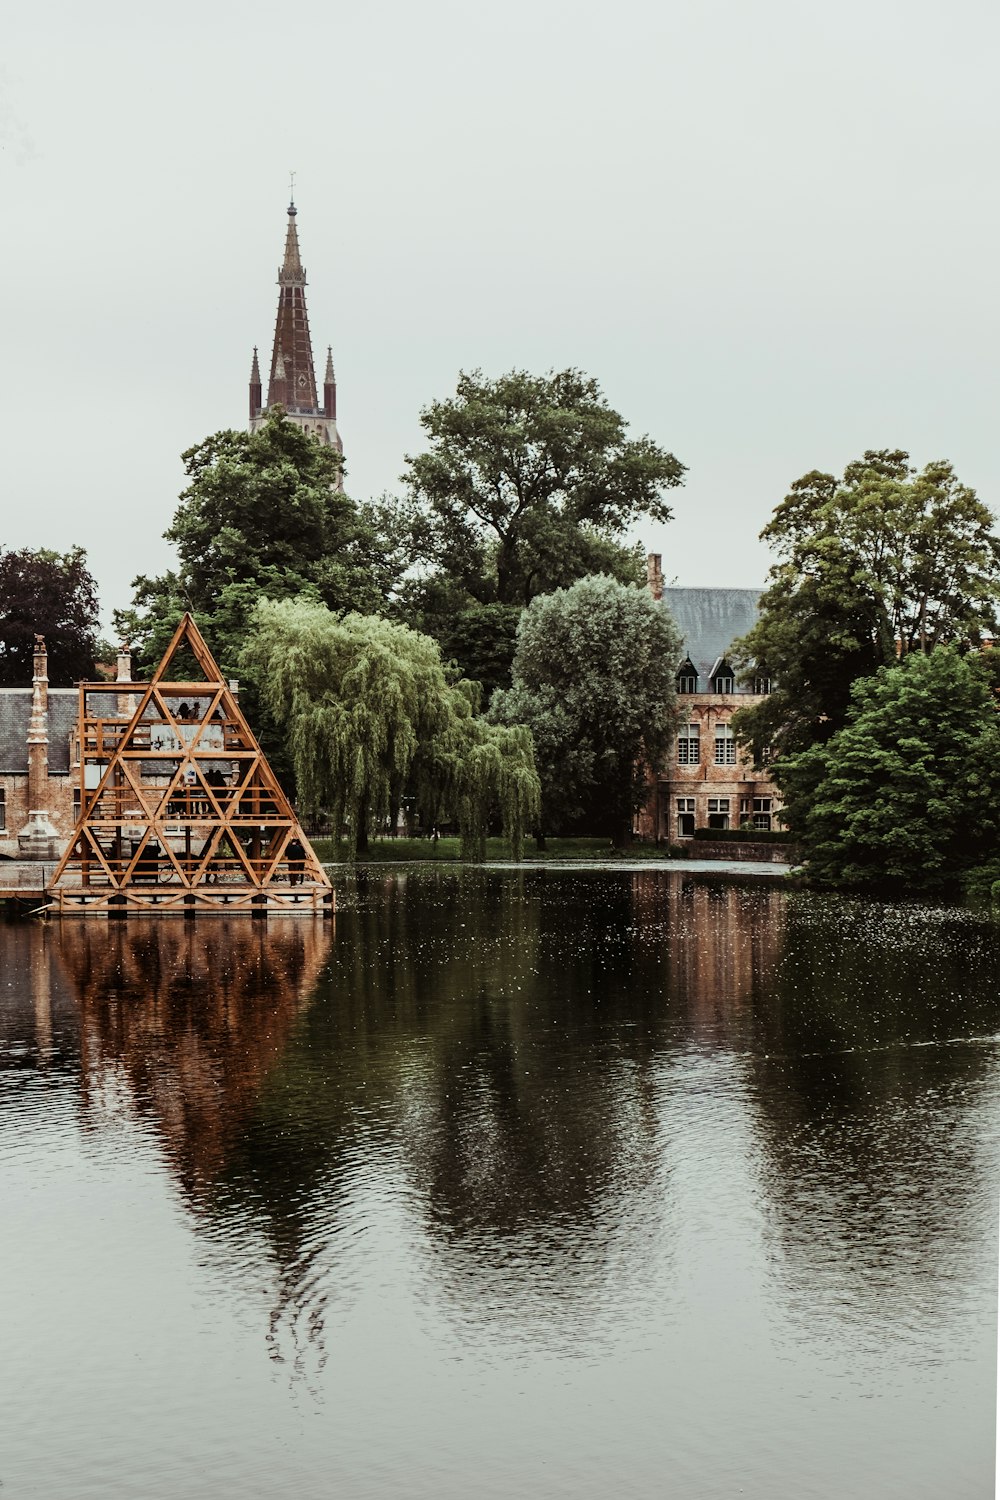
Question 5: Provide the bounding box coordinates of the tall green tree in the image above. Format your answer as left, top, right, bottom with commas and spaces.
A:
396, 369, 684, 678
115, 410, 393, 675
489, 575, 683, 846
0, 546, 100, 685
785, 648, 1000, 892
241, 598, 539, 858
733, 451, 1000, 764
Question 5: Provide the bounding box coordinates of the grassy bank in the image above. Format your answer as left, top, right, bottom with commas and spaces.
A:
309, 836, 687, 865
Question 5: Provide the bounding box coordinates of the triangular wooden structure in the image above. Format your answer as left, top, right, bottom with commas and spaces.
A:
49, 614, 333, 918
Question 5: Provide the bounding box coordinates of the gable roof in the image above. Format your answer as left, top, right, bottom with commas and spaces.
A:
661, 588, 762, 687
0, 689, 77, 774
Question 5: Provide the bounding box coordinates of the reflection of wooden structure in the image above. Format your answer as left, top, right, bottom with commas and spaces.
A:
48, 614, 332, 918
57, 918, 332, 1191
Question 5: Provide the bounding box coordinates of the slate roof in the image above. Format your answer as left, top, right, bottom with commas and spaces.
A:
0, 689, 77, 773
661, 587, 762, 691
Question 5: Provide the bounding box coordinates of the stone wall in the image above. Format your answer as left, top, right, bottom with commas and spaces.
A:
682, 839, 799, 864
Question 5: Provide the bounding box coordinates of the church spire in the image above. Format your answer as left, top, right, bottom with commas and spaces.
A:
266, 200, 318, 412
250, 193, 344, 486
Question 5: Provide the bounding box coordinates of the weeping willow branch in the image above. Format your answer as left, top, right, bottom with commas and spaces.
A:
242, 597, 539, 858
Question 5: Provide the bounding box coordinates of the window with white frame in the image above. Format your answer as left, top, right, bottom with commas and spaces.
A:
0, 789, 5, 831
677, 723, 700, 765
714, 723, 736, 765
707, 796, 730, 830
753, 676, 771, 695
676, 796, 695, 837
752, 796, 772, 831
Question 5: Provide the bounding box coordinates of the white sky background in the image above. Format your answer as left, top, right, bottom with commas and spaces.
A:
1, 0, 998, 629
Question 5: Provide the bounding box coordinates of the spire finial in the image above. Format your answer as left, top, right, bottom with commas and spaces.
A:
289, 170, 296, 214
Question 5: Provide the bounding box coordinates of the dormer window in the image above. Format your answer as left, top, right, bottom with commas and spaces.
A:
711, 657, 736, 694
676, 658, 698, 694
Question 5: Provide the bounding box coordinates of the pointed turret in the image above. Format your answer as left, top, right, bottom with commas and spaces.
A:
249, 347, 262, 421
249, 195, 344, 486
323, 346, 337, 420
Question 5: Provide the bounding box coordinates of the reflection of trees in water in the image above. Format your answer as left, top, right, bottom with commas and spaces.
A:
49, 870, 795, 1355
42, 874, 999, 1368
246, 870, 792, 1344
745, 893, 1000, 1338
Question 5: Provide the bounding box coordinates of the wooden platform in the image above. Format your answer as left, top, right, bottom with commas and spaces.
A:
0, 861, 333, 917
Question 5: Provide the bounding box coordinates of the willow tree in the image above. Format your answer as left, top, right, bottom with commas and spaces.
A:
242, 598, 539, 857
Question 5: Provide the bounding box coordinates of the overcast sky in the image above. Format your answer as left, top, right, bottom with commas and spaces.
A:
2, 0, 998, 630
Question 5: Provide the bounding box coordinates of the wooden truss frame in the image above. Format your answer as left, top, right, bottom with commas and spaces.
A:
49, 613, 333, 918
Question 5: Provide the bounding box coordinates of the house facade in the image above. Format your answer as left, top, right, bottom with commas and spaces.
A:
637, 558, 782, 844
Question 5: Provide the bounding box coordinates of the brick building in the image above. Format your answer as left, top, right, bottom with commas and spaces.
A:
249, 196, 343, 477
638, 556, 782, 843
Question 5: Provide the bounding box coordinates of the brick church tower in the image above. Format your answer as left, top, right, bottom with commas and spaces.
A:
249, 196, 343, 485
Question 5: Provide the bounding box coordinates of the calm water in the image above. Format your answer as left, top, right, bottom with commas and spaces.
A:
1, 867, 998, 1499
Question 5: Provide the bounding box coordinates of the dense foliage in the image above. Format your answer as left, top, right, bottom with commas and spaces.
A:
732, 451, 1000, 764
242, 598, 539, 858
0, 546, 100, 686
396, 368, 684, 696
489, 575, 683, 845
116, 410, 392, 676
784, 648, 1000, 893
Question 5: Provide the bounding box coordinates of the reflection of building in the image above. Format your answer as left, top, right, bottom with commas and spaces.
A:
249, 196, 343, 477
639, 557, 783, 843
630, 869, 785, 1025
57, 918, 332, 1192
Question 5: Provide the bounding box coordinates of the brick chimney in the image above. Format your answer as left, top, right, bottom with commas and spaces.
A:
18, 635, 60, 860
646, 552, 664, 602
117, 643, 137, 719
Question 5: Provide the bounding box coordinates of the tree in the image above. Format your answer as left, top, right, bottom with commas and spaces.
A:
489, 575, 683, 846
400, 368, 685, 610
115, 410, 393, 676
0, 547, 100, 686
785, 648, 1000, 892
732, 451, 1000, 765
241, 598, 540, 858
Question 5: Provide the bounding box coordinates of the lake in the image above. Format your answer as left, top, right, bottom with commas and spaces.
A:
1, 866, 997, 1498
